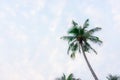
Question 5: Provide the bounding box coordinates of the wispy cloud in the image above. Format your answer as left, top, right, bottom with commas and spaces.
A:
0, 0, 120, 80
108, 0, 120, 32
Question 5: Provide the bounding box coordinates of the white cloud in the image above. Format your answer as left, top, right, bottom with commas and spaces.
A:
41, 15, 48, 23
49, 0, 67, 32
109, 0, 120, 14
47, 48, 73, 79
114, 14, 120, 21
30, 10, 36, 16
113, 14, 120, 30
20, 48, 30, 64
0, 62, 44, 80
66, 60, 76, 73
49, 19, 59, 32
7, 24, 28, 43
4, 5, 17, 17
85, 5, 104, 21
66, 15, 76, 28
1, 0, 120, 80
33, 74, 44, 80
16, 33, 28, 42
16, 0, 46, 19
50, 0, 67, 17
21, 12, 30, 19
108, 0, 120, 32
0, 37, 5, 45
35, 0, 46, 11
41, 36, 49, 46
0, 63, 21, 80
31, 0, 46, 15
0, 11, 6, 19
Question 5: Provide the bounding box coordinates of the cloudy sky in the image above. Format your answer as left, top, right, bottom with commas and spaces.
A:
0, 0, 120, 80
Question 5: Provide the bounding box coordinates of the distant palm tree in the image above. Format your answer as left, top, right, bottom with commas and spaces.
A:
107, 74, 120, 80
55, 73, 81, 80
61, 19, 102, 80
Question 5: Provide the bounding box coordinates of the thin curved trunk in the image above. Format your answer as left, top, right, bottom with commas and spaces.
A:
81, 43, 99, 80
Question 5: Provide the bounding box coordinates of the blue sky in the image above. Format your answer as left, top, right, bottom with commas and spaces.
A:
0, 0, 120, 80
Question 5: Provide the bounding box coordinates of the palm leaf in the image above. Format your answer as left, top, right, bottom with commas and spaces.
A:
61, 36, 76, 43
68, 26, 79, 36
85, 41, 97, 54
67, 73, 74, 80
67, 40, 77, 54
55, 73, 66, 80
71, 43, 78, 52
82, 43, 90, 52
68, 42, 78, 58
70, 52, 75, 59
88, 36, 102, 45
79, 28, 85, 35
107, 74, 120, 80
83, 19, 89, 29
62, 74, 66, 80
67, 42, 74, 54
87, 27, 101, 35
72, 20, 78, 26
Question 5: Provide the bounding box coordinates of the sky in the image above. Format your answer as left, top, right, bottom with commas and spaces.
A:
0, 0, 120, 80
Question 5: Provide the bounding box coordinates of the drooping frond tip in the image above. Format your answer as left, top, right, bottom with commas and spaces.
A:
70, 53, 75, 59
86, 19, 89, 22
72, 20, 78, 26
83, 18, 89, 29
88, 27, 102, 35
67, 73, 74, 80
84, 19, 89, 24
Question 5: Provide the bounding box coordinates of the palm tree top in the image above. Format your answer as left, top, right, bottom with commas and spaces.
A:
55, 73, 81, 80
61, 19, 102, 59
107, 74, 120, 80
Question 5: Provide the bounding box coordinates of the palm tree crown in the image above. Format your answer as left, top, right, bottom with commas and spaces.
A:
61, 19, 102, 58
55, 73, 81, 80
107, 74, 120, 80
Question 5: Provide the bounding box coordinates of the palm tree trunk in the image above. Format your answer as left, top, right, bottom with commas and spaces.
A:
81, 44, 99, 80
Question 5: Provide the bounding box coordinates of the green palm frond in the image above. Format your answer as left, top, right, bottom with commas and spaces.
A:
62, 74, 66, 80
87, 27, 101, 35
70, 52, 75, 59
88, 36, 102, 45
68, 42, 78, 59
67, 42, 74, 54
79, 26, 82, 30
61, 36, 76, 43
56, 73, 81, 80
68, 26, 79, 36
85, 41, 97, 54
67, 73, 74, 80
72, 20, 78, 26
82, 43, 90, 52
55, 74, 66, 80
71, 43, 78, 52
67, 40, 77, 54
107, 74, 120, 80
83, 19, 89, 29
79, 28, 85, 35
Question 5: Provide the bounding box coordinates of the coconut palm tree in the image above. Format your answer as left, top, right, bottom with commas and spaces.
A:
55, 73, 81, 80
61, 19, 102, 80
107, 74, 120, 80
